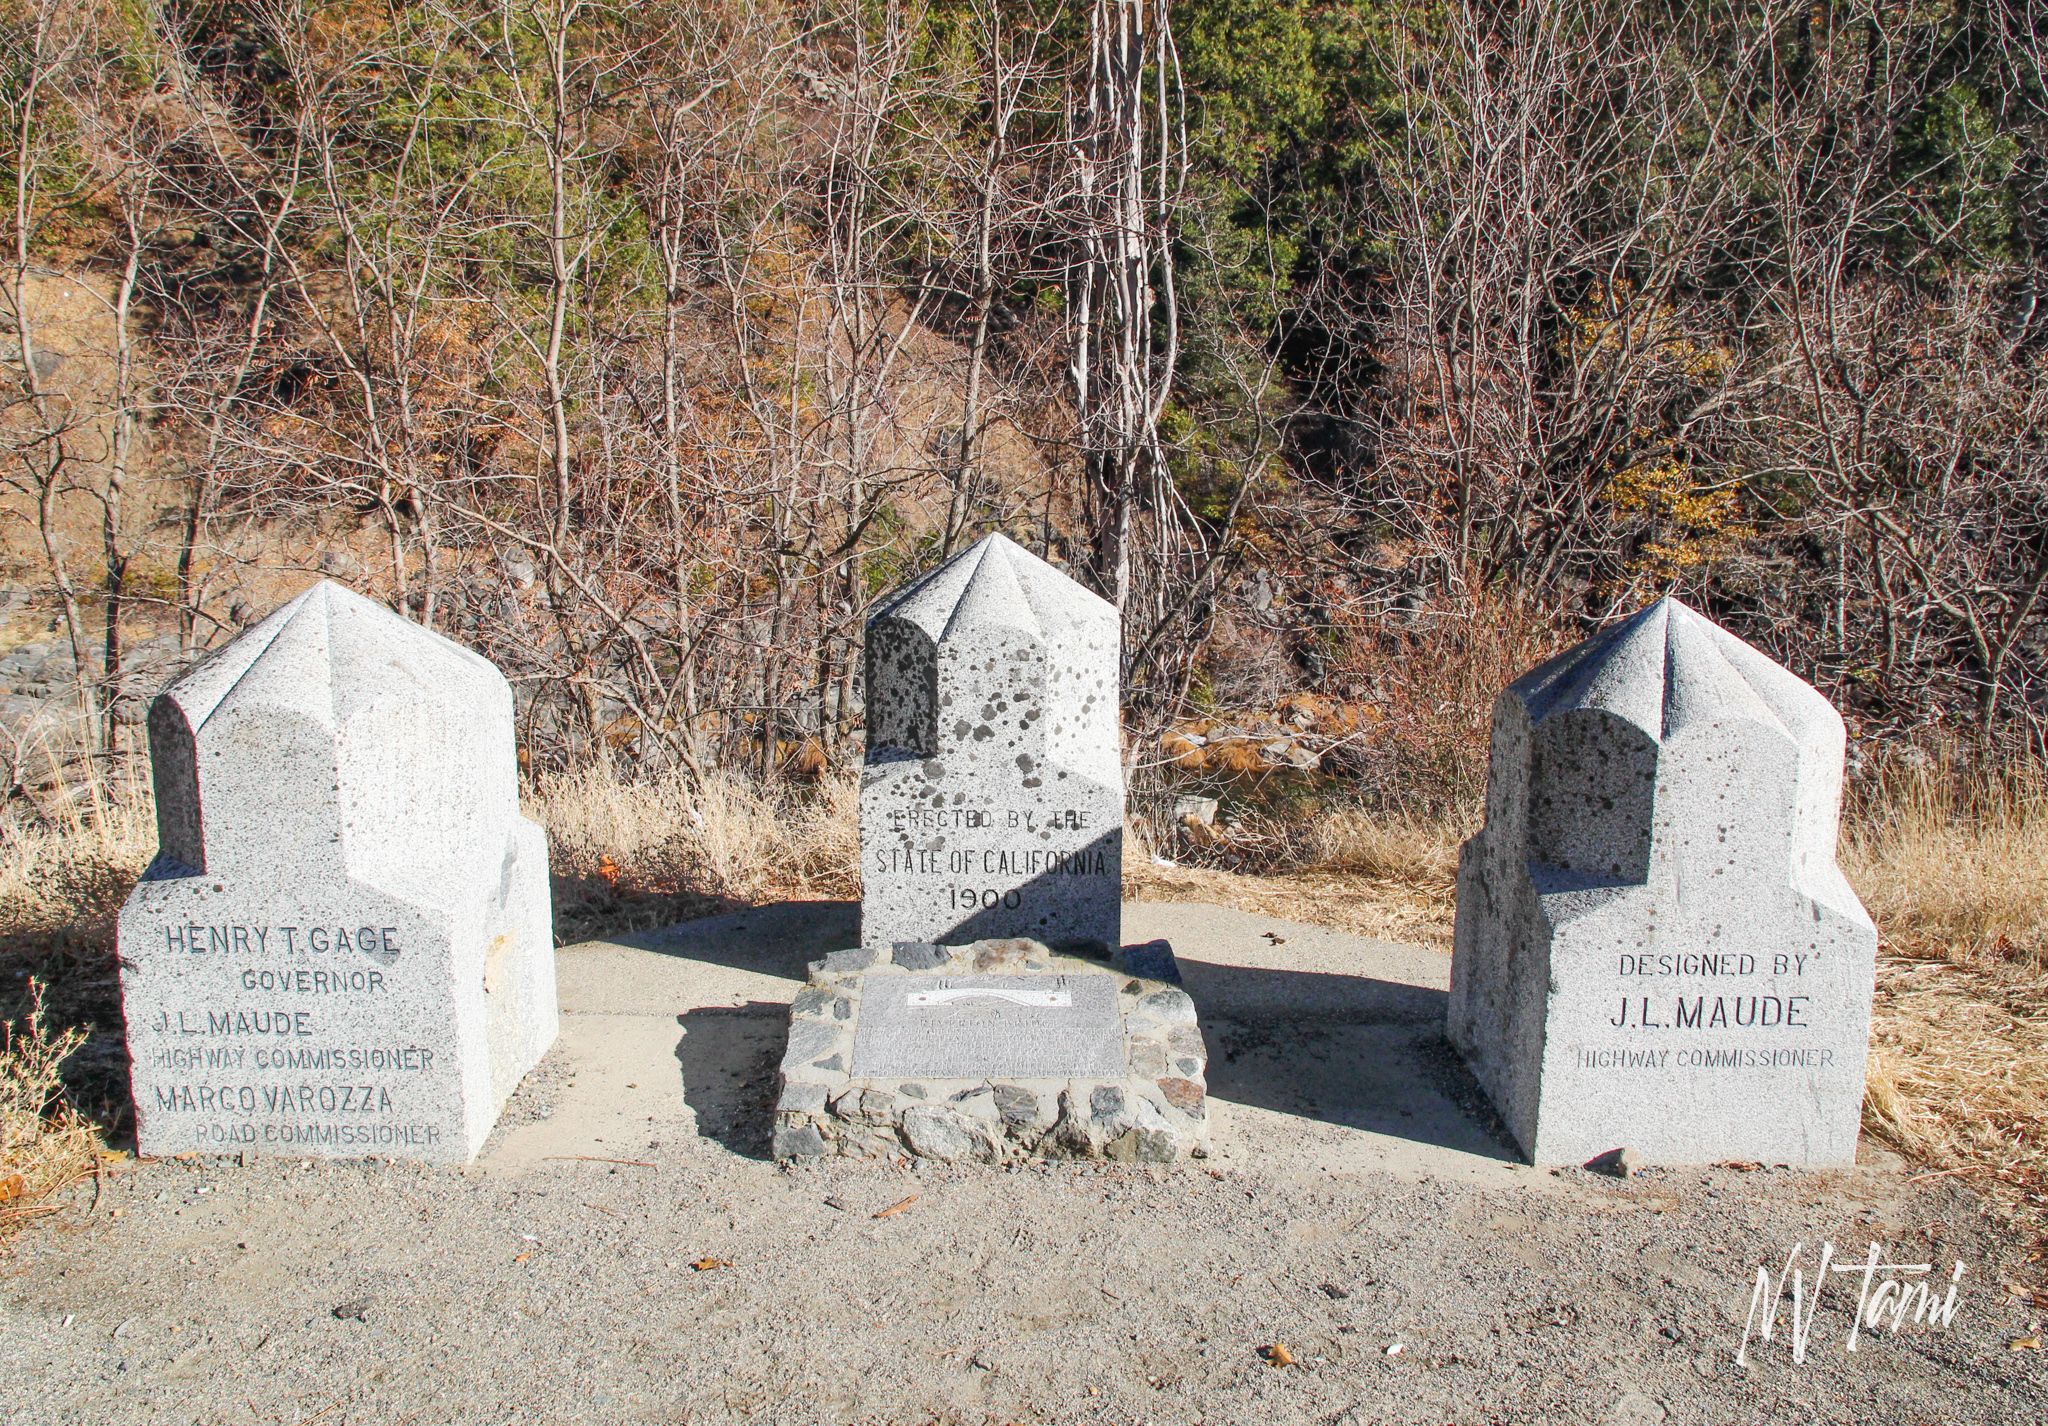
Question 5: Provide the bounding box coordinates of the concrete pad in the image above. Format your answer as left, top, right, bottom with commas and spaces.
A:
484, 899, 1538, 1188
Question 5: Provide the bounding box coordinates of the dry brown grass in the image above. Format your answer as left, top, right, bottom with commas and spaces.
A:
1840, 764, 2048, 1232
0, 779, 151, 1242
1843, 761, 2048, 964
0, 978, 104, 1242
0, 775, 156, 945
530, 765, 860, 942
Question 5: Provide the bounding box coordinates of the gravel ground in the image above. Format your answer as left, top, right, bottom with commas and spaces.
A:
3, 901, 2042, 1425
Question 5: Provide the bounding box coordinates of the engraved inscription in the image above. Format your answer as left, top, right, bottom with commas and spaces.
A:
907, 981, 1073, 1009
852, 974, 1124, 1078
1575, 947, 1836, 1073
128, 910, 454, 1153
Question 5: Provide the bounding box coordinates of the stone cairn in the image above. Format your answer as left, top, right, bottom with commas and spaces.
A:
1449, 597, 1877, 1167
775, 536, 1207, 1163
118, 582, 558, 1164
775, 937, 1206, 1164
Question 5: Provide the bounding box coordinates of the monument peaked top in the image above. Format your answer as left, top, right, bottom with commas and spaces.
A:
163, 580, 500, 735
1514, 595, 1836, 747
867, 533, 1112, 644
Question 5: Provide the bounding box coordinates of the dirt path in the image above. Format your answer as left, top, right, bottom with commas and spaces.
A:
3, 902, 2042, 1424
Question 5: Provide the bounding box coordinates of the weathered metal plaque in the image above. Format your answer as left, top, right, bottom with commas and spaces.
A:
850, 974, 1124, 1078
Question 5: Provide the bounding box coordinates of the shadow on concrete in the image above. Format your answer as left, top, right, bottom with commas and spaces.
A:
674, 1000, 790, 1162
621, 896, 1514, 1163
1175, 957, 1517, 1162
622, 900, 858, 980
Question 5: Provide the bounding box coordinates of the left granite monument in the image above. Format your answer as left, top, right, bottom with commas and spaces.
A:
118, 581, 558, 1164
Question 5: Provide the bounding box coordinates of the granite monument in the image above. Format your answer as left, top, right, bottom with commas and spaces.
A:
1448, 597, 1877, 1167
117, 582, 558, 1164
860, 532, 1121, 954
778, 537, 1205, 1163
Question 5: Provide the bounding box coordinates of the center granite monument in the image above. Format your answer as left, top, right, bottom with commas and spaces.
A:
1448, 597, 1877, 1167
858, 532, 1122, 953
117, 582, 558, 1165
774, 535, 1207, 1163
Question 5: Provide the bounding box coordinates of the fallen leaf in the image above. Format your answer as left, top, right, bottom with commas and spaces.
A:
596, 853, 621, 886
690, 1257, 729, 1272
1719, 1160, 1762, 1172
513, 1252, 532, 1264
873, 1194, 919, 1219
1262, 932, 1287, 945
2009, 1337, 2041, 1351
0, 1174, 26, 1204
1260, 1343, 1295, 1367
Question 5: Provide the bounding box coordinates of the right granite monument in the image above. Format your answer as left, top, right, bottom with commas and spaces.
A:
1448, 597, 1877, 1167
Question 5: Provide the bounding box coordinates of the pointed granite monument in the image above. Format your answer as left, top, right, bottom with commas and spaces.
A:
772, 536, 1207, 1164
859, 532, 1122, 954
117, 582, 558, 1164
1449, 598, 1876, 1167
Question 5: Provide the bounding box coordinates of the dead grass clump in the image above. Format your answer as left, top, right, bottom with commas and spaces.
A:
532, 765, 858, 939
1833, 758, 2048, 1229
1306, 805, 1466, 889
1842, 758, 2048, 967
0, 978, 103, 1243
1864, 956, 2048, 1230
0, 778, 156, 952
1330, 589, 1575, 814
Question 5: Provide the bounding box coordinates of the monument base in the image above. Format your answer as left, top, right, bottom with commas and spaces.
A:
772, 938, 1208, 1164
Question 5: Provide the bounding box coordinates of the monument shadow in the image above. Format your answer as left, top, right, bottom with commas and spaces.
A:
1173, 956, 1515, 1161
619, 868, 1512, 1162
674, 1001, 791, 1161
